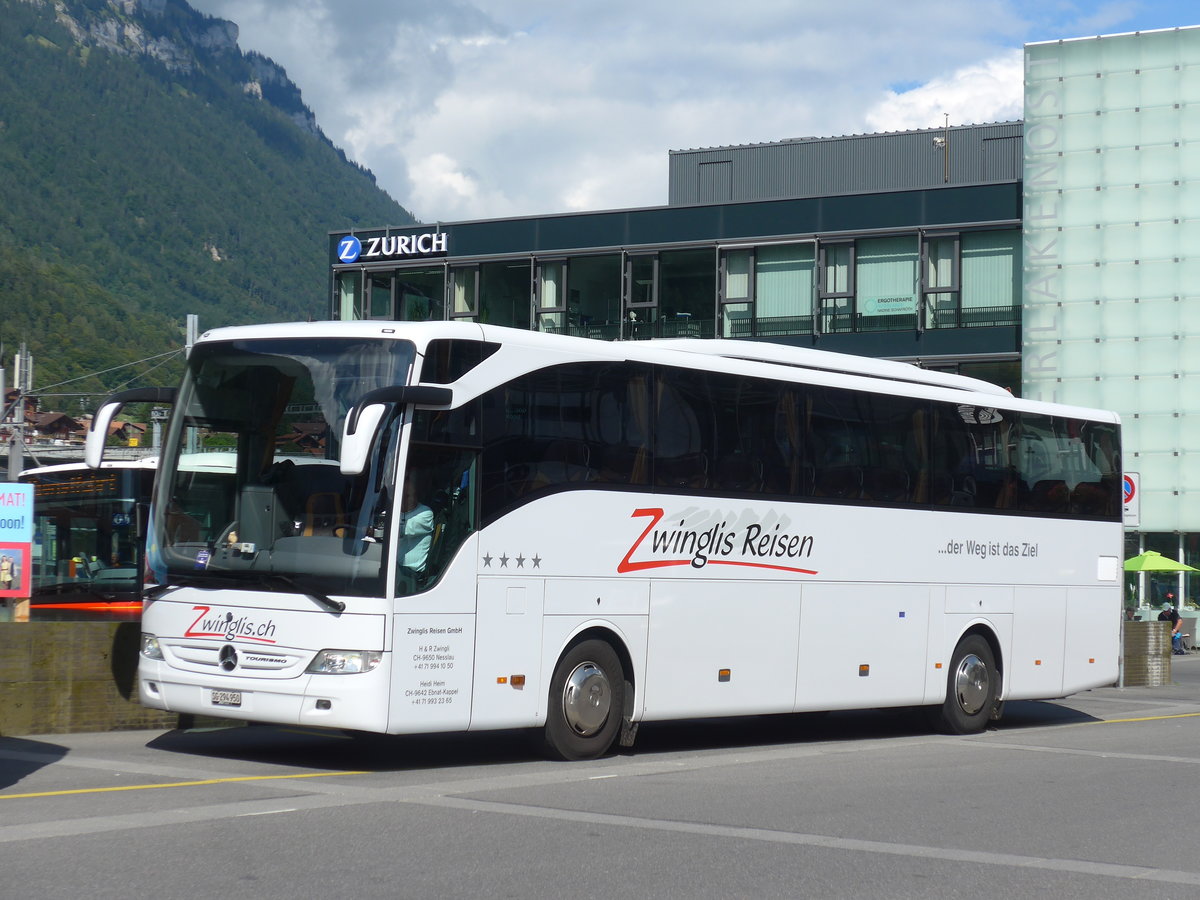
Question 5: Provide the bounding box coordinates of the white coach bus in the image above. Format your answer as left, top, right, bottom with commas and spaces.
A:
87, 322, 1124, 759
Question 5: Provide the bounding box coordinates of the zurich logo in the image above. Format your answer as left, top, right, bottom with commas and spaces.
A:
219, 645, 238, 672
337, 235, 362, 263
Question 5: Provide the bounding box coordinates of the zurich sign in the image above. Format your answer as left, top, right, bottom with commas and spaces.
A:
337, 235, 362, 263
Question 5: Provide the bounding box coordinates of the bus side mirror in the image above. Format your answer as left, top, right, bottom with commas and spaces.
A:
340, 403, 387, 476
340, 385, 452, 476
85, 387, 177, 468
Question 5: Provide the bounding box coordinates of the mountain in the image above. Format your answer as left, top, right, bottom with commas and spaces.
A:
0, 0, 416, 406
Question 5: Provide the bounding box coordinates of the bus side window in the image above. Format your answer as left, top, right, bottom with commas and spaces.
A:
529, 440, 594, 492
653, 371, 712, 492
929, 406, 974, 507
810, 386, 864, 501
771, 388, 811, 498
859, 394, 922, 504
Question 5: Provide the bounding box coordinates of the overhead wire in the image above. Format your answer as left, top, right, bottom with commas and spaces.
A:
33, 348, 183, 394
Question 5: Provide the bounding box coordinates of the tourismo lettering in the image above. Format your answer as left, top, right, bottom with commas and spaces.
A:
618, 507, 818, 575
185, 605, 278, 644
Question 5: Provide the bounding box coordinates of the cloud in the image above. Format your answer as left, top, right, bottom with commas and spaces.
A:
863, 50, 1024, 133
369, 0, 1029, 220
183, 0, 1164, 222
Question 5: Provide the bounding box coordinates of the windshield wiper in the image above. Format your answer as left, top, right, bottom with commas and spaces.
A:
265, 573, 346, 614
149, 573, 346, 613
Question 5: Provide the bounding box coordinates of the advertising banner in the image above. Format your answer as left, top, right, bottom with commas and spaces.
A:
860, 294, 918, 316
0, 483, 34, 598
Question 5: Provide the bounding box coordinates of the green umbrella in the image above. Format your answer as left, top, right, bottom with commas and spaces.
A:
1123, 550, 1198, 572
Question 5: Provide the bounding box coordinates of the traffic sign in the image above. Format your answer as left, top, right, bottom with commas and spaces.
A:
1123, 472, 1140, 527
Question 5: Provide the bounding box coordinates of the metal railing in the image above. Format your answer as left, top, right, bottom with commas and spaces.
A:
726, 306, 1020, 339
544, 305, 1022, 342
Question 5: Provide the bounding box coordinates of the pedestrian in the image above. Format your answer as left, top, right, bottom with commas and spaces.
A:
1158, 602, 1186, 655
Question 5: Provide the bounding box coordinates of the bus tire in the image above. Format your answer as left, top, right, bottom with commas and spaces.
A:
543, 639, 624, 761
933, 635, 997, 735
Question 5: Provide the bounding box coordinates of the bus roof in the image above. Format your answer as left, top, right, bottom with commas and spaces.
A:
649, 338, 1013, 398
192, 320, 1119, 425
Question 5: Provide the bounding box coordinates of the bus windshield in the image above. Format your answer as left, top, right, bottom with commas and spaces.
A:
149, 336, 416, 598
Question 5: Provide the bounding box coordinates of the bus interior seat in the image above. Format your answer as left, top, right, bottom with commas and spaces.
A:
949, 474, 977, 507
1027, 479, 1069, 513
288, 464, 353, 537
504, 461, 534, 498
1070, 480, 1110, 516
531, 440, 593, 490
777, 463, 814, 498
927, 472, 953, 505
656, 453, 709, 490
303, 491, 347, 536
815, 465, 862, 500
596, 445, 636, 483
861, 466, 910, 502
715, 453, 763, 493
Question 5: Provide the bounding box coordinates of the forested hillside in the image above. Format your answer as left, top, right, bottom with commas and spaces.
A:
0, 0, 415, 403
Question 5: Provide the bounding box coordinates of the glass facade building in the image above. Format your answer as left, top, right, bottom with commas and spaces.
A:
1024, 26, 1200, 606
331, 162, 1025, 390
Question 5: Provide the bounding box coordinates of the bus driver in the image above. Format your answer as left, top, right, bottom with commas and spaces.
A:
397, 474, 435, 585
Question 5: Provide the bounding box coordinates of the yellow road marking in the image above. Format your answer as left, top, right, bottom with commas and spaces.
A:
1088, 712, 1200, 725
0, 770, 368, 800
7, 712, 1199, 800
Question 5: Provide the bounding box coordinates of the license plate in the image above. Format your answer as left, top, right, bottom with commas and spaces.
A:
210, 690, 242, 708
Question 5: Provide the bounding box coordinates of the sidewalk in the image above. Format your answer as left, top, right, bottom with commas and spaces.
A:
1053, 650, 1200, 724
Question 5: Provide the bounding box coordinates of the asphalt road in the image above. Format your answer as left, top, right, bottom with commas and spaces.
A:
4, 659, 1200, 899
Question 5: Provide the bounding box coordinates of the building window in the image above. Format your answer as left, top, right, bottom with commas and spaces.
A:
961, 230, 1021, 325
923, 358, 1020, 396
396, 267, 445, 322
565, 254, 621, 340
818, 242, 854, 334
624, 254, 658, 338
754, 243, 814, 338
720, 248, 753, 338
622, 249, 713, 339
922, 233, 960, 328
450, 266, 479, 318
535, 259, 567, 333
659, 248, 714, 338
857, 236, 919, 332
336, 270, 362, 320
957, 359, 1020, 396
479, 260, 531, 329
368, 272, 393, 319
1142, 533, 1186, 610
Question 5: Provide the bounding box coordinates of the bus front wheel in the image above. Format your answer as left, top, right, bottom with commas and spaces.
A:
933, 635, 997, 735
543, 640, 625, 761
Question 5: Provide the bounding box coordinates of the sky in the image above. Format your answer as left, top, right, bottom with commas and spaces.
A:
186, 0, 1199, 224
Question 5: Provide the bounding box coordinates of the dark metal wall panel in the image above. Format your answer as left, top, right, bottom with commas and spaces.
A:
669, 123, 1024, 205
330, 183, 1020, 269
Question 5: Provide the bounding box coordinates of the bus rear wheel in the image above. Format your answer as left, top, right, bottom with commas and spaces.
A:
543, 640, 624, 761
933, 635, 997, 735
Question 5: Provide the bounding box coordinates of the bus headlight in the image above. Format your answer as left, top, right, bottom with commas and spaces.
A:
141, 633, 164, 660
305, 649, 383, 674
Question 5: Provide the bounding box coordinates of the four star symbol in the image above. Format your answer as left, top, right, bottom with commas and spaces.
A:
482, 552, 542, 568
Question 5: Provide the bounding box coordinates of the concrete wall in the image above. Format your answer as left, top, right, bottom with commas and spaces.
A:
0, 623, 182, 735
